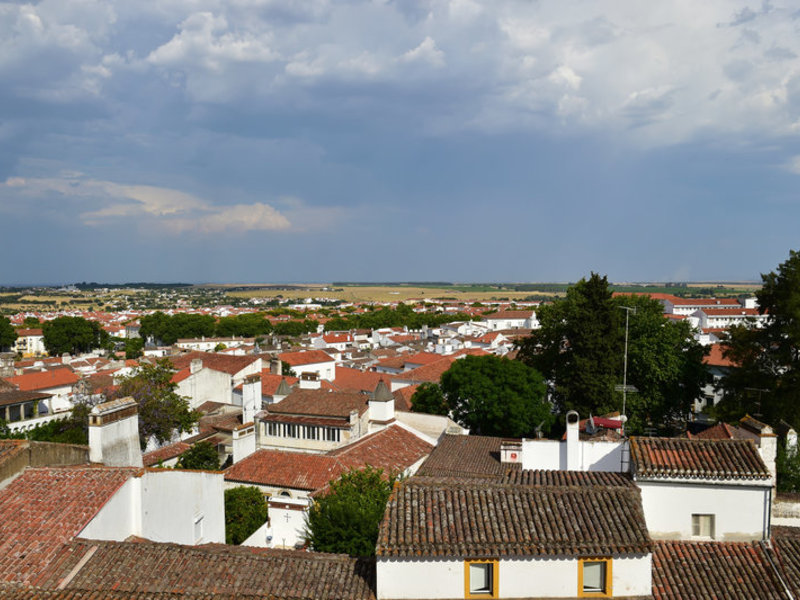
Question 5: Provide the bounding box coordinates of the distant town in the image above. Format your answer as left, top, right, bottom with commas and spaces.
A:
1, 265, 798, 599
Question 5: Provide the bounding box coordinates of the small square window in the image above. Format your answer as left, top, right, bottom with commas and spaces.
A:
692, 514, 715, 539
579, 558, 612, 597
464, 560, 497, 598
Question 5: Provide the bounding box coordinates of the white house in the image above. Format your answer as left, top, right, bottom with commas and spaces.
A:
629, 436, 773, 542
375, 473, 653, 599
12, 328, 46, 357
481, 310, 539, 331
279, 349, 336, 381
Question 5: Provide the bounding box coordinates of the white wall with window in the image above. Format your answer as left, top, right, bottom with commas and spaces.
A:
637, 480, 771, 541
375, 555, 651, 599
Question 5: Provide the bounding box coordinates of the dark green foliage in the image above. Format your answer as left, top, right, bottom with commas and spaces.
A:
777, 442, 800, 493
717, 250, 800, 428
518, 273, 708, 433
440, 355, 552, 437
113, 359, 199, 448
225, 486, 270, 545
272, 319, 318, 337
215, 313, 272, 337
323, 304, 478, 332
410, 382, 449, 416
139, 311, 216, 346
0, 403, 90, 444
22, 316, 41, 328
42, 316, 108, 355
519, 273, 622, 418
305, 466, 395, 557
281, 361, 297, 378
0, 316, 16, 351
124, 337, 144, 359
176, 441, 220, 470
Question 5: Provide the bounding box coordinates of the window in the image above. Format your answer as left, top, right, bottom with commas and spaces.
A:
692, 514, 715, 539
267, 422, 279, 436
285, 424, 298, 438
579, 558, 612, 597
464, 559, 497, 599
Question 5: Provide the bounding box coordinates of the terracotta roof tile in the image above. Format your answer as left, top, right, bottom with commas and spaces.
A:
328, 426, 433, 474
503, 469, 635, 488
652, 540, 787, 599
0, 467, 137, 584
5, 368, 79, 392
267, 389, 368, 418
773, 526, 800, 597
377, 477, 652, 558
0, 389, 52, 408
392, 385, 417, 412
168, 352, 260, 376
332, 367, 392, 394
416, 434, 511, 479
629, 437, 771, 481
225, 449, 347, 490
279, 350, 335, 366
34, 538, 375, 600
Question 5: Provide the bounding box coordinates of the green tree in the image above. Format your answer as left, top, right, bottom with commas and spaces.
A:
410, 382, 449, 416
717, 250, 800, 428
22, 316, 41, 328
113, 359, 199, 448
124, 337, 144, 359
518, 274, 707, 433
440, 354, 552, 437
305, 466, 395, 557
518, 273, 621, 418
225, 486, 269, 545
281, 361, 297, 378
215, 313, 272, 338
42, 316, 108, 355
777, 442, 800, 493
0, 316, 17, 351
176, 441, 220, 470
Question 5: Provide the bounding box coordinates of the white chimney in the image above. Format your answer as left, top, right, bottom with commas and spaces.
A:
299, 372, 321, 390
242, 374, 261, 425
270, 358, 282, 376
566, 410, 580, 471
500, 440, 522, 464
190, 359, 203, 375
88, 397, 143, 467
232, 422, 256, 463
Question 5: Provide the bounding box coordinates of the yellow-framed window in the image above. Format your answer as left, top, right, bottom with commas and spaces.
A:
464, 559, 498, 599
578, 557, 612, 597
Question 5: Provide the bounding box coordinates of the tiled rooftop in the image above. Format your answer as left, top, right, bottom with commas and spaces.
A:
629, 437, 771, 481
225, 449, 347, 490
0, 389, 52, 408
5, 368, 79, 392
416, 434, 511, 479
168, 352, 259, 376
34, 539, 376, 600
267, 389, 368, 418
503, 469, 635, 488
652, 540, 788, 600
773, 526, 800, 598
377, 477, 652, 558
0, 467, 136, 584
279, 350, 335, 366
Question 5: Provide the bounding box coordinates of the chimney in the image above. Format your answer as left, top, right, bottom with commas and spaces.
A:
299, 372, 320, 390
500, 439, 522, 464
190, 359, 203, 375
270, 358, 283, 376
369, 379, 395, 430
0, 352, 14, 378
88, 397, 143, 467
566, 410, 580, 471
273, 378, 291, 404
232, 422, 256, 463
242, 374, 261, 424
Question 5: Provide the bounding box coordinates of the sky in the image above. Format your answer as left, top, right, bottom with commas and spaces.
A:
1, 0, 799, 285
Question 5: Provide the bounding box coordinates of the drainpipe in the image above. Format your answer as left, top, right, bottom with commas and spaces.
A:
760, 540, 794, 600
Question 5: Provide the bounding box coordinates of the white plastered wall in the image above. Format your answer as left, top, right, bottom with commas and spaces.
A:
637, 480, 771, 541
376, 555, 652, 599
521, 439, 626, 472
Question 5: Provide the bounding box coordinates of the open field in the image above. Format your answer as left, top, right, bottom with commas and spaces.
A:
223, 285, 558, 303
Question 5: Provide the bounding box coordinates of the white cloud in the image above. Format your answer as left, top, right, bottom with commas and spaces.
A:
2, 176, 291, 233
784, 155, 800, 175
399, 37, 445, 68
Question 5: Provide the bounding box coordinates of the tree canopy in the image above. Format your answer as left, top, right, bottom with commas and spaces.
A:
0, 317, 17, 351
112, 359, 199, 448
176, 441, 220, 470
437, 354, 552, 437
716, 250, 800, 428
518, 273, 708, 433
410, 382, 449, 416
323, 303, 478, 332
225, 486, 269, 545
305, 466, 395, 557
42, 316, 108, 355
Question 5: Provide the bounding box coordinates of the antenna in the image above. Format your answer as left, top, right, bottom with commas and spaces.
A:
615, 306, 638, 419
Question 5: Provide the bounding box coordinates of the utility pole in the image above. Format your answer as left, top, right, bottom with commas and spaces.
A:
615, 306, 638, 419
